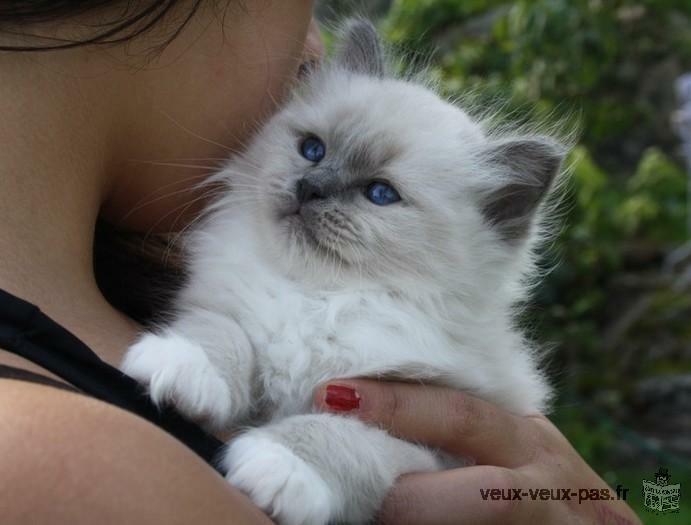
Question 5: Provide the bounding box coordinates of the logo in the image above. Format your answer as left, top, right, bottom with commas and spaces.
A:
642, 467, 681, 514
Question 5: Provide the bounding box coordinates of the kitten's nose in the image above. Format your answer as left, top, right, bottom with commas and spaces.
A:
296, 178, 324, 204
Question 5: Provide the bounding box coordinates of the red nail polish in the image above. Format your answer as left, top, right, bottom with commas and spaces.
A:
325, 385, 360, 411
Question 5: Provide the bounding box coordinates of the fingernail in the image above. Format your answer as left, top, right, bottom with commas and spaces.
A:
325, 384, 360, 411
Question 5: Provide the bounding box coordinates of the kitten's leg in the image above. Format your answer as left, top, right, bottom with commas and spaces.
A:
223, 413, 441, 525
121, 308, 254, 431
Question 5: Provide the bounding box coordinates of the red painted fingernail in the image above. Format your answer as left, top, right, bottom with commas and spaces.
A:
325, 385, 360, 411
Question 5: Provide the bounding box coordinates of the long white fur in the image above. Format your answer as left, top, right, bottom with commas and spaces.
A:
122, 20, 565, 525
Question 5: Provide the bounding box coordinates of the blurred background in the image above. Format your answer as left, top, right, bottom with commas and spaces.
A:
318, 1, 690, 521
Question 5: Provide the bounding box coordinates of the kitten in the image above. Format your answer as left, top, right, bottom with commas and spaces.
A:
122, 19, 567, 525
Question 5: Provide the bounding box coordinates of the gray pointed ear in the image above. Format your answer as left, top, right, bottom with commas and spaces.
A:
335, 18, 385, 77
480, 137, 565, 243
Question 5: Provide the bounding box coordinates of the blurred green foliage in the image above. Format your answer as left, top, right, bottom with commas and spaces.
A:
372, 0, 691, 520
384, 0, 691, 169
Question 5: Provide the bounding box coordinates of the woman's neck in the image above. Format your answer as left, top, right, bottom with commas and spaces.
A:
0, 50, 139, 367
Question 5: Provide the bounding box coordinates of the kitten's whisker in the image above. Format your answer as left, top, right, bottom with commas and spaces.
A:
158, 110, 234, 153
120, 181, 217, 223
215, 197, 263, 207
221, 188, 277, 197
159, 196, 221, 264
141, 187, 220, 246
222, 157, 267, 172
165, 201, 214, 264
225, 185, 268, 192
166, 188, 221, 243
225, 185, 293, 200
130, 160, 222, 171
127, 171, 212, 199
163, 157, 229, 162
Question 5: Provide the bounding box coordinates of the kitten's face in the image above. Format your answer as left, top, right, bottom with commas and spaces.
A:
228, 21, 564, 288
245, 75, 486, 282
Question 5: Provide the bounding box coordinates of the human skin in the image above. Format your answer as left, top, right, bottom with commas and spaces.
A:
314, 380, 643, 524
0, 2, 319, 522
0, 1, 641, 523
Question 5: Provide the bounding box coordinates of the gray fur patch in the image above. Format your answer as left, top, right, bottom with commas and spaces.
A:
481, 138, 564, 242
335, 18, 385, 77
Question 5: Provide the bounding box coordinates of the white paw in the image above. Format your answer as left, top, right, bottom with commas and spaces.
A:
121, 332, 233, 430
224, 433, 340, 525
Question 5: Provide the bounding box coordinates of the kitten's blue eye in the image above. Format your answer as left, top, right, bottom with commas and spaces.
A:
300, 136, 325, 163
365, 182, 401, 206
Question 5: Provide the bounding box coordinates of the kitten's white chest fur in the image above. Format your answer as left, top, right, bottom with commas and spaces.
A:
256, 286, 542, 419
174, 205, 548, 423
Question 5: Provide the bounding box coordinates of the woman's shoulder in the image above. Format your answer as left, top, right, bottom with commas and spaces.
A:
0, 379, 271, 524
0, 350, 75, 388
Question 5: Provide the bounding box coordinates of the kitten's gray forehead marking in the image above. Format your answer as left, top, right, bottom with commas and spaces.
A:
346, 136, 400, 177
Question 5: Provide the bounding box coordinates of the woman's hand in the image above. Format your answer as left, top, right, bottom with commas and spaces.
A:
314, 380, 642, 525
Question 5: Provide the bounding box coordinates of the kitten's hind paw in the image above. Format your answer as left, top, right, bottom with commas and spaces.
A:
224, 433, 340, 525
121, 332, 233, 431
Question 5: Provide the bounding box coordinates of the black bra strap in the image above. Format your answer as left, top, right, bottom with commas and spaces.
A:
0, 288, 225, 473
0, 364, 82, 393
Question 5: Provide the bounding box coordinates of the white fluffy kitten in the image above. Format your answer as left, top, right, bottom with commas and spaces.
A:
122, 20, 566, 525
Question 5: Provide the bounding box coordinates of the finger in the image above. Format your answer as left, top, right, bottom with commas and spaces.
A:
377, 466, 555, 525
313, 380, 536, 467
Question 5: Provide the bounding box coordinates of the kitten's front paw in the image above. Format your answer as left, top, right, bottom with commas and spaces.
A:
121, 332, 233, 430
224, 433, 340, 525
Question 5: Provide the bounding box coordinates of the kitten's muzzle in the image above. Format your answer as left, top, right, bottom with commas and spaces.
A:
296, 178, 325, 205
294, 168, 341, 207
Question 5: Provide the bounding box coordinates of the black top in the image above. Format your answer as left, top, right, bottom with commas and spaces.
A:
0, 288, 226, 474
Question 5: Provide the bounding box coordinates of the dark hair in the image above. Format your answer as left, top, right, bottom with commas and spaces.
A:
94, 221, 187, 326
0, 1, 204, 52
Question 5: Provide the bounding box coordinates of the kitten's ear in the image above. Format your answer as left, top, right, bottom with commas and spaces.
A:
335, 18, 385, 77
480, 137, 565, 243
